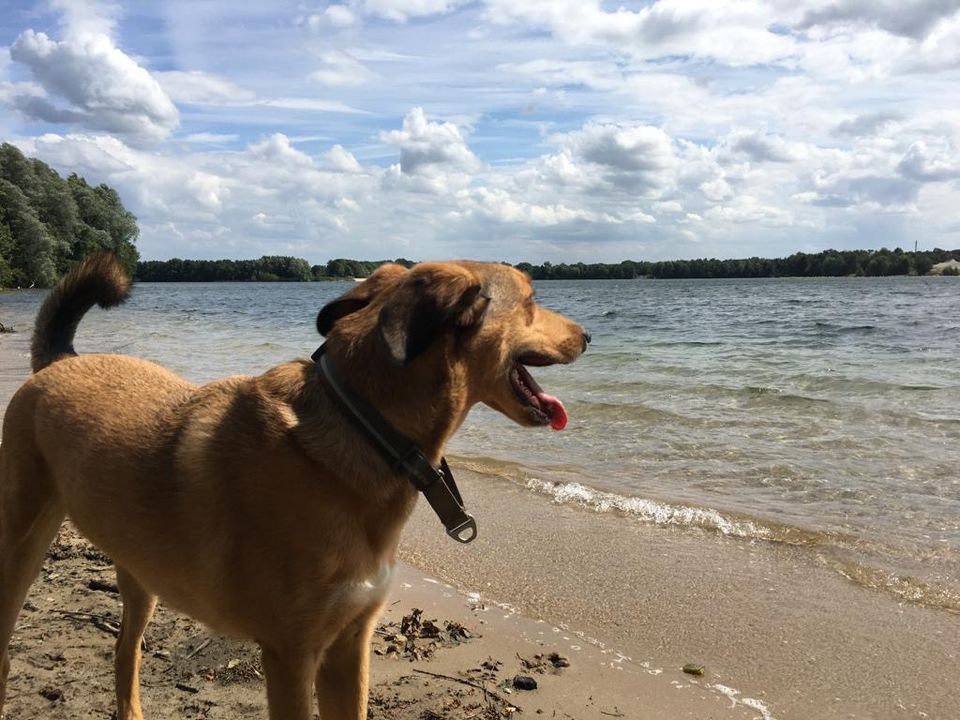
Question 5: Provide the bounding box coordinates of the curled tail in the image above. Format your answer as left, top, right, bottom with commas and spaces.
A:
30, 252, 131, 373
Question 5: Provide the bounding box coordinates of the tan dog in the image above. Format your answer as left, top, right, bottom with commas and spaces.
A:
0, 253, 588, 720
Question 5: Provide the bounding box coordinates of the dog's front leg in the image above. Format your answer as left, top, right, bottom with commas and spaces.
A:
261, 644, 318, 720
314, 607, 381, 719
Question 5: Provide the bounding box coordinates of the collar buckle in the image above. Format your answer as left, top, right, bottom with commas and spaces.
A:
446, 516, 478, 543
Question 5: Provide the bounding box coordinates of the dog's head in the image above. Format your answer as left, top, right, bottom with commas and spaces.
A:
316, 261, 588, 430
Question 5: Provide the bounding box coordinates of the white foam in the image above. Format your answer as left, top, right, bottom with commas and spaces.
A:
708, 683, 776, 719
526, 479, 773, 539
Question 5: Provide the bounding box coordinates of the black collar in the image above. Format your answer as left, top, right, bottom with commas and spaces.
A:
311, 343, 477, 543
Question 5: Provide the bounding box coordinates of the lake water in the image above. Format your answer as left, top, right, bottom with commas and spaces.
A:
2, 277, 959, 614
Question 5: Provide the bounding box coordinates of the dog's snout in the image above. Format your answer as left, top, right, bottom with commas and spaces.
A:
581, 329, 591, 352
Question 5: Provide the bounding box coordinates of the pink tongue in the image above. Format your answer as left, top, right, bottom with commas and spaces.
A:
537, 392, 568, 431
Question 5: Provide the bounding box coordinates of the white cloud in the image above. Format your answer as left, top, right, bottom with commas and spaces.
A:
727, 130, 797, 163
833, 112, 903, 137
555, 123, 677, 195
463, 186, 603, 225
795, 0, 960, 40
256, 98, 368, 114
10, 30, 178, 141
704, 195, 793, 226
485, 0, 795, 67
50, 0, 122, 39
309, 52, 375, 87
155, 70, 256, 105
324, 144, 363, 173
248, 133, 315, 168
379, 107, 483, 176
897, 141, 960, 181
306, 5, 356, 29
180, 132, 240, 144
362, 0, 471, 22
904, 14, 960, 72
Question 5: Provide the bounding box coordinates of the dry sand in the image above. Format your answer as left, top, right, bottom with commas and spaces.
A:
1, 305, 958, 719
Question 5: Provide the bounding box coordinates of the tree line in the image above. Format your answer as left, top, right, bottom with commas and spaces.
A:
0, 143, 139, 287
516, 247, 959, 280
134, 248, 958, 283
135, 257, 417, 282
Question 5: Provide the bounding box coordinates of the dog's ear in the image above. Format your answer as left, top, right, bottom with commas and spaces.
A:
316, 263, 409, 336
316, 297, 367, 336
379, 266, 490, 365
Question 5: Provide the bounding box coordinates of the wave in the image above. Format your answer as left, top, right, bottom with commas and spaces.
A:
695, 383, 833, 406
785, 374, 943, 393
812, 321, 879, 333
646, 340, 725, 347
526, 478, 807, 542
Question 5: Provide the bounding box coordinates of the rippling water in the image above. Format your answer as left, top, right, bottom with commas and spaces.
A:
2, 277, 959, 611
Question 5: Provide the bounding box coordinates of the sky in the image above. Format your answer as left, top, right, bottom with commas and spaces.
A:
1, 1, 959, 264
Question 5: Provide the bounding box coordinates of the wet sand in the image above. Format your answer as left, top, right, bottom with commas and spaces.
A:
1, 314, 958, 718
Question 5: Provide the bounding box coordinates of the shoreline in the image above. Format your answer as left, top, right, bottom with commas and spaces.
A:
2, 322, 958, 718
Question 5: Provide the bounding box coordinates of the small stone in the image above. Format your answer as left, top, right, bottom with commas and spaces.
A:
512, 675, 538, 691
682, 663, 705, 676
39, 687, 65, 702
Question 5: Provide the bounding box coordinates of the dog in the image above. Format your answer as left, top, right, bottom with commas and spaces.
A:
0, 253, 588, 719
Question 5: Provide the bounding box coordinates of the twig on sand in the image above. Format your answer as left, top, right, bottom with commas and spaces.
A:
412, 668, 518, 711
184, 637, 212, 659
52, 609, 115, 623
600, 710, 625, 718
51, 610, 120, 637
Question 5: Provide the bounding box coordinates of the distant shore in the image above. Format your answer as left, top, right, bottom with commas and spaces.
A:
127, 247, 960, 284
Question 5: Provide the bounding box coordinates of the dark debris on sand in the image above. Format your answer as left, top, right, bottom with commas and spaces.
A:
373, 608, 476, 661
7, 525, 574, 720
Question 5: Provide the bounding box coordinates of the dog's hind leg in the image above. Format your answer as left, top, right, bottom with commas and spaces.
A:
114, 566, 157, 720
0, 444, 65, 717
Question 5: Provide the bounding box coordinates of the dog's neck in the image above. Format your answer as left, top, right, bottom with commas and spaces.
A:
321, 335, 470, 465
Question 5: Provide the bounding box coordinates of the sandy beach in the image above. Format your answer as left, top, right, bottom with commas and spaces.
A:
1, 314, 957, 720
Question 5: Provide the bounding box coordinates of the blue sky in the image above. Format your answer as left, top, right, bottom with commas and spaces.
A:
2, 0, 959, 263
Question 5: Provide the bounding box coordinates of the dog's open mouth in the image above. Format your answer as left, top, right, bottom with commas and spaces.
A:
510, 353, 568, 431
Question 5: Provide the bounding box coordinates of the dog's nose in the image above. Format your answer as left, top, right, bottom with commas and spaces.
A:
582, 330, 592, 350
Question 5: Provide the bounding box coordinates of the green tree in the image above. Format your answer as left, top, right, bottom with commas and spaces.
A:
0, 207, 15, 287
0, 143, 139, 287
